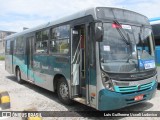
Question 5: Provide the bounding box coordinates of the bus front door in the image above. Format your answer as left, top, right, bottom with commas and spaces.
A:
71, 25, 89, 104
10, 41, 14, 74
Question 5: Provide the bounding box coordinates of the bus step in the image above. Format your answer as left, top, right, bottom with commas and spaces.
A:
73, 97, 85, 104
27, 79, 34, 84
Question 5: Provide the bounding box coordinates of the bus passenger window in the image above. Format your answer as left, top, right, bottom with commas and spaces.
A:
50, 25, 69, 54
42, 29, 49, 41
36, 31, 42, 41
16, 36, 25, 54
36, 41, 48, 53
6, 40, 10, 54
50, 41, 57, 53
35, 29, 49, 54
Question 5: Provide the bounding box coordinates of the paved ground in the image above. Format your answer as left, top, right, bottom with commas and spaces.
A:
0, 61, 160, 120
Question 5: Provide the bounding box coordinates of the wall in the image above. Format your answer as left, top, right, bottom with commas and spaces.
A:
0, 31, 15, 54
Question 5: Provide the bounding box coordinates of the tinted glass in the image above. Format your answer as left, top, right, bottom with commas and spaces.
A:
36, 31, 42, 41
100, 23, 155, 73
35, 29, 49, 54
6, 40, 10, 54
50, 39, 69, 54
51, 25, 70, 39
96, 7, 149, 25
36, 41, 48, 53
50, 25, 70, 54
151, 24, 160, 46
16, 36, 25, 54
42, 29, 49, 40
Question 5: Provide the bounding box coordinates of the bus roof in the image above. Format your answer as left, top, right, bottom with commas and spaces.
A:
149, 17, 160, 25
6, 7, 96, 40
6, 6, 149, 40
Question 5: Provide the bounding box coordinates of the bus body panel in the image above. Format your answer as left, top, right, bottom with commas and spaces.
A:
150, 18, 160, 83
12, 54, 71, 92
5, 55, 13, 74
98, 75, 157, 110
5, 40, 14, 74
13, 55, 28, 79
98, 82, 157, 111
95, 43, 105, 109
88, 68, 97, 108
32, 55, 71, 91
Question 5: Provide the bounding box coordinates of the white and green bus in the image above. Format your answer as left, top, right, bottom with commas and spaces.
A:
150, 17, 160, 83
5, 7, 158, 111
150, 18, 160, 57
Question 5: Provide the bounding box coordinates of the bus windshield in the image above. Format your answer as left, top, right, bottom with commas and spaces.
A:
100, 22, 155, 73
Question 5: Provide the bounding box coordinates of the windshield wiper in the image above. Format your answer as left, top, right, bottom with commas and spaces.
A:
113, 20, 133, 62
113, 20, 131, 46
139, 25, 145, 51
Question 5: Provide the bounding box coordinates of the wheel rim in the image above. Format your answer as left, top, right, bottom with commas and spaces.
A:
59, 82, 69, 98
17, 70, 20, 82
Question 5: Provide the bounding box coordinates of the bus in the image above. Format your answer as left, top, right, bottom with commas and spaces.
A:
150, 17, 160, 83
5, 7, 158, 111
150, 17, 160, 66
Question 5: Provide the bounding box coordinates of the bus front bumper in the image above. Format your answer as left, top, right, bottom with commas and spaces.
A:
98, 82, 157, 111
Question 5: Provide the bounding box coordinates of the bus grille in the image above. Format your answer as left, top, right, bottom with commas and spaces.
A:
114, 80, 156, 93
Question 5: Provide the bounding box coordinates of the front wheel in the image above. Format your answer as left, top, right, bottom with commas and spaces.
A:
16, 68, 23, 84
57, 78, 72, 105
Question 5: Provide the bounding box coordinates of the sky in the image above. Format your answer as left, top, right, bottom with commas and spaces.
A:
0, 0, 160, 32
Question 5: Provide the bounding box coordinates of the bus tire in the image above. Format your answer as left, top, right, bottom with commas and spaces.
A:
16, 68, 23, 84
57, 77, 72, 105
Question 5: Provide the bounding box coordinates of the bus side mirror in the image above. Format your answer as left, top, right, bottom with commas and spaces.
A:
95, 26, 103, 42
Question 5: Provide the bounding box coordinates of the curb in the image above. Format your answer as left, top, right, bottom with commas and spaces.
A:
0, 91, 10, 110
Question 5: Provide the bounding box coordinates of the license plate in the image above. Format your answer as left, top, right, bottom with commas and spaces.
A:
134, 94, 144, 101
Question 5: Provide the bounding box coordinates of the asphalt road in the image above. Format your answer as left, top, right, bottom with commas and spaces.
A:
0, 61, 160, 120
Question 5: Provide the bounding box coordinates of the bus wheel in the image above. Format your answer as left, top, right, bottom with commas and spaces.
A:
16, 68, 23, 84
57, 78, 72, 105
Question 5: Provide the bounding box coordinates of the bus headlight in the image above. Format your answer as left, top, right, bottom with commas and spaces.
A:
101, 72, 114, 91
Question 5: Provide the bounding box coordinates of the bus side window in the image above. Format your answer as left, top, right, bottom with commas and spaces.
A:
16, 36, 25, 54
6, 40, 10, 54
35, 29, 49, 54
50, 25, 70, 54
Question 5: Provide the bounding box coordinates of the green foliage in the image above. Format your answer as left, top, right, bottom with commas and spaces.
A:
0, 56, 5, 61
157, 64, 160, 67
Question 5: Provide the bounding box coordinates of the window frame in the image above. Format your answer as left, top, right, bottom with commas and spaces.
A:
35, 28, 50, 55
49, 24, 70, 55
15, 36, 25, 55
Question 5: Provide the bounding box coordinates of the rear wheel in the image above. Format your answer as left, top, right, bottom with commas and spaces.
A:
57, 77, 72, 105
16, 68, 23, 84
